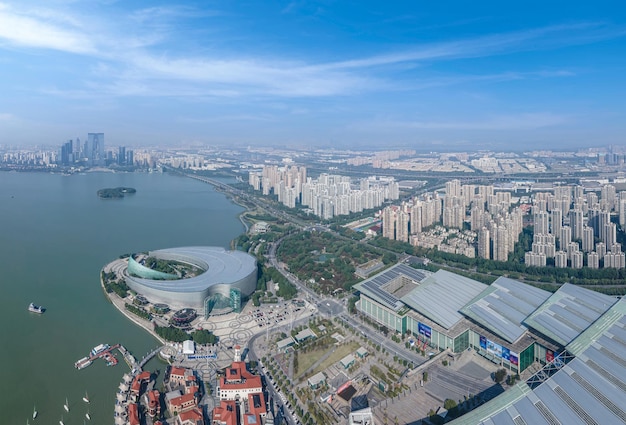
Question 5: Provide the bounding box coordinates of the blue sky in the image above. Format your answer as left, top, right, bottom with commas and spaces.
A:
0, 0, 625, 149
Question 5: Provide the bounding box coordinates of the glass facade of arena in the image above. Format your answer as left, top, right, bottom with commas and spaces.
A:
358, 293, 555, 374
128, 255, 178, 280
204, 294, 233, 317
358, 297, 406, 334
454, 330, 470, 352
406, 315, 454, 352
520, 344, 535, 372
230, 288, 242, 313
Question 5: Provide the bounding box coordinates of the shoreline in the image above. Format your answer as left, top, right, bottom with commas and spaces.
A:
99, 176, 252, 348
100, 265, 166, 345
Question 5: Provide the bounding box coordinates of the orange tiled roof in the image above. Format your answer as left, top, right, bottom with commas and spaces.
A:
128, 403, 140, 425
170, 392, 196, 408
178, 407, 204, 424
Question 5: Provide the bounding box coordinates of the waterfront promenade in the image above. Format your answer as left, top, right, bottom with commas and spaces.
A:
101, 259, 166, 345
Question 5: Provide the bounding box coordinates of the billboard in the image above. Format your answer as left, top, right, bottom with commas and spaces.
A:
486, 339, 502, 358
509, 351, 519, 366
418, 322, 432, 339
479, 335, 487, 350
546, 350, 554, 363
502, 347, 510, 362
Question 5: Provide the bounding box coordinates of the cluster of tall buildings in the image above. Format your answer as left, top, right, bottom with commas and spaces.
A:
57, 133, 135, 167
248, 165, 399, 219
58, 133, 105, 166
381, 177, 626, 269
382, 180, 523, 261
526, 184, 626, 268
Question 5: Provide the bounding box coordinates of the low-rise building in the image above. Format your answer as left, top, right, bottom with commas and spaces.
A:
218, 361, 262, 400
340, 354, 356, 369
307, 372, 326, 389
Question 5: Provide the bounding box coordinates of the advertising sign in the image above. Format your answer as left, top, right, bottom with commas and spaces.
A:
509, 351, 519, 366
418, 322, 432, 339
479, 335, 487, 350
546, 350, 554, 363
486, 339, 502, 357
502, 347, 510, 362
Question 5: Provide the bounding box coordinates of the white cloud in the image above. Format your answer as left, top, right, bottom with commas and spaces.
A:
358, 113, 569, 132
0, 3, 95, 53
0, 112, 16, 121
0, 2, 618, 99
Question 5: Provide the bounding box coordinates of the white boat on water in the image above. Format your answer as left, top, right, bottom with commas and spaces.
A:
75, 357, 92, 370
83, 391, 89, 403
63, 397, 69, 412
85, 410, 91, 420
32, 405, 37, 419
91, 343, 110, 356
59, 416, 64, 425
28, 303, 45, 314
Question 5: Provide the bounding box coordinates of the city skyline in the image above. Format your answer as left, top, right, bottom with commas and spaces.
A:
0, 1, 625, 148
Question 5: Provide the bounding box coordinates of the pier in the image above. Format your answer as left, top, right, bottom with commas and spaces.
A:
74, 343, 121, 369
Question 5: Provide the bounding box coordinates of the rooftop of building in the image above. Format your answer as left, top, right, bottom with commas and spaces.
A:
523, 283, 618, 346
450, 298, 626, 425
401, 269, 487, 329
126, 246, 256, 293
353, 263, 432, 312
459, 276, 552, 343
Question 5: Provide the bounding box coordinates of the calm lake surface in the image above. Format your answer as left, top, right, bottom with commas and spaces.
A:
0, 171, 244, 425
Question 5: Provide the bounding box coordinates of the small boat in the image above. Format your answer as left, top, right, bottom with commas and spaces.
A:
32, 405, 37, 419
63, 397, 69, 412
28, 303, 45, 314
83, 391, 89, 403
85, 410, 91, 420
75, 357, 92, 370
59, 416, 64, 425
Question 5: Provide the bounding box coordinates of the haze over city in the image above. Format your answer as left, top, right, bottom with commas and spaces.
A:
0, 0, 625, 149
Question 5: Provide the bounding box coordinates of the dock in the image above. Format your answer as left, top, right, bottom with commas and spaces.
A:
74, 343, 121, 369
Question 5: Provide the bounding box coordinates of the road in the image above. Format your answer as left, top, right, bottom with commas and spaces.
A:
267, 236, 426, 368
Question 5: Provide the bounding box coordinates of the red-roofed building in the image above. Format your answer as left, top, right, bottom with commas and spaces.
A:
212, 400, 238, 425
145, 389, 161, 418
170, 366, 189, 387
243, 392, 267, 425
131, 370, 152, 402
218, 362, 262, 401
168, 392, 198, 414
176, 407, 204, 425
128, 403, 140, 425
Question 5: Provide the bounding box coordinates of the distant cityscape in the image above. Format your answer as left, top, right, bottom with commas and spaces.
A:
4, 140, 626, 425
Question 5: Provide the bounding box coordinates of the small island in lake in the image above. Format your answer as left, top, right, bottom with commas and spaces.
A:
97, 187, 137, 199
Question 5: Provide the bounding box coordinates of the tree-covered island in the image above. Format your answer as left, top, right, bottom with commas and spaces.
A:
97, 187, 137, 199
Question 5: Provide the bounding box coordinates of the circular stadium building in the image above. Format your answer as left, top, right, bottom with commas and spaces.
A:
123, 246, 257, 317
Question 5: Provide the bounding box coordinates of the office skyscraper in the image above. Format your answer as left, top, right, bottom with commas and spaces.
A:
87, 133, 105, 166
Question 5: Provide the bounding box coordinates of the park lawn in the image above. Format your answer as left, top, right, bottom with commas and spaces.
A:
295, 346, 333, 378
310, 341, 360, 376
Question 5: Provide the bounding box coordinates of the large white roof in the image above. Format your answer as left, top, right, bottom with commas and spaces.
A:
128, 246, 257, 293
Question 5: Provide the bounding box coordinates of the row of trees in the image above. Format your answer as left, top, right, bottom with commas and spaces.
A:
277, 231, 383, 293
153, 324, 218, 344
125, 303, 151, 320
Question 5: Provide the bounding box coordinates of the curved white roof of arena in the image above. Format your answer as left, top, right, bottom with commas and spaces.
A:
127, 246, 257, 293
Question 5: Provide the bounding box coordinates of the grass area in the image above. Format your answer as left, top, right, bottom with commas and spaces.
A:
310, 341, 360, 376
295, 346, 333, 378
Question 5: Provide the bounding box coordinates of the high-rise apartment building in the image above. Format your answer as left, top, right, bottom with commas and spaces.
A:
478, 228, 490, 259
534, 210, 550, 235
569, 209, 583, 240
551, 208, 562, 237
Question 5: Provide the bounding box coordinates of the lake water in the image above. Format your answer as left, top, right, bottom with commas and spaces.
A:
0, 171, 244, 425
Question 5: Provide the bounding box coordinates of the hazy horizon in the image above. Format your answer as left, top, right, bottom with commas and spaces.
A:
1, 1, 625, 149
